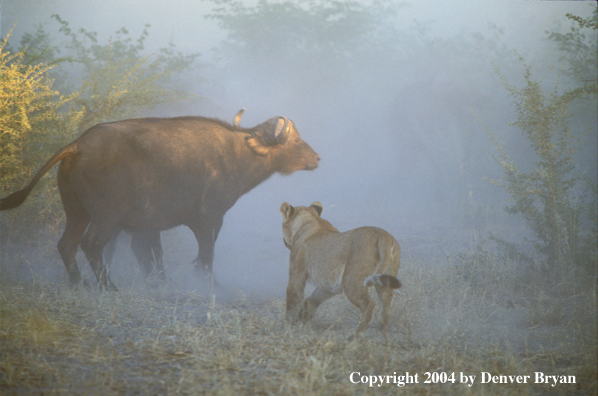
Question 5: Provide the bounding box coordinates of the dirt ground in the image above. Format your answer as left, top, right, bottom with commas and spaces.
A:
1, 247, 595, 396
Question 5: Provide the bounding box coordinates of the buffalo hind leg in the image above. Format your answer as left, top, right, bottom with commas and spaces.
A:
57, 211, 90, 287
56, 175, 90, 287
298, 287, 337, 322
80, 222, 118, 291
103, 229, 121, 269
131, 230, 165, 280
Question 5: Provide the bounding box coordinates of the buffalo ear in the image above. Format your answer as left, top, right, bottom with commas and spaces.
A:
246, 136, 270, 156
310, 201, 323, 217
280, 202, 294, 219
274, 117, 291, 145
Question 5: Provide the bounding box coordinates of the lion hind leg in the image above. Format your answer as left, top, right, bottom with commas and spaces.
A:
298, 287, 337, 322
374, 285, 394, 330
345, 286, 376, 335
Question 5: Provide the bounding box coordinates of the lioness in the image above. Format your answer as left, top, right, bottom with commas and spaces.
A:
280, 201, 402, 336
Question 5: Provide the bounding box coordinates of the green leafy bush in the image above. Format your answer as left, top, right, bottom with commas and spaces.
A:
0, 31, 74, 222
464, 12, 597, 297
0, 18, 197, 242
488, 57, 596, 275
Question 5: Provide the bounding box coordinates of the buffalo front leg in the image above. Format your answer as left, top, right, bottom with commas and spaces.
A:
80, 222, 119, 292
131, 230, 165, 280
189, 218, 223, 286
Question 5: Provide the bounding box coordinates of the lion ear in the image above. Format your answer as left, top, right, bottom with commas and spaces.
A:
280, 202, 294, 219
310, 202, 323, 217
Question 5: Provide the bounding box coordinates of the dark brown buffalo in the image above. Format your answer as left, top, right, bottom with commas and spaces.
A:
104, 109, 253, 282
1, 114, 319, 290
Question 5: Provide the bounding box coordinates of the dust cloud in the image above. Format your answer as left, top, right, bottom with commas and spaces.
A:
2, 0, 596, 300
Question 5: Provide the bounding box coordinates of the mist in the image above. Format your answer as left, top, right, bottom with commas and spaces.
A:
2, 0, 596, 297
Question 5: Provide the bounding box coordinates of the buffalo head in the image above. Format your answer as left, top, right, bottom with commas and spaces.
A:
246, 116, 319, 174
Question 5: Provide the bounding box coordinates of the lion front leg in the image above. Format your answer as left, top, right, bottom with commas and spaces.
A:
286, 270, 308, 323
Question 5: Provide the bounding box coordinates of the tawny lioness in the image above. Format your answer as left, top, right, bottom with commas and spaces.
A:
280, 201, 401, 336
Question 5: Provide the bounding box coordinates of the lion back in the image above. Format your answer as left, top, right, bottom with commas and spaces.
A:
362, 228, 401, 289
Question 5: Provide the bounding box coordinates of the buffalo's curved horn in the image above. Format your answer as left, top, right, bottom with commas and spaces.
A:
233, 108, 245, 126
274, 117, 291, 145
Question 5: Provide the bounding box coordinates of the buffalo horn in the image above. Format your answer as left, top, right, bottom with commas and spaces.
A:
274, 117, 291, 145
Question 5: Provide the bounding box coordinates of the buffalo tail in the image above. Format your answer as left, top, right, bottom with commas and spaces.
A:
0, 144, 77, 211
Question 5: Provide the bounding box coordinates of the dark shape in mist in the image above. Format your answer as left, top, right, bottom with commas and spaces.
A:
0, 114, 319, 291
102, 108, 249, 279
104, 229, 165, 282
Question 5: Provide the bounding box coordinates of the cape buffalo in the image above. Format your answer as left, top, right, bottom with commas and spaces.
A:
1, 113, 319, 291
102, 108, 248, 281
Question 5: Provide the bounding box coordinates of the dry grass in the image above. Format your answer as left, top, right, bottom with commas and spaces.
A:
0, 251, 595, 396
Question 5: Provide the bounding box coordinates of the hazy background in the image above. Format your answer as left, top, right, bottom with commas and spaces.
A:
2, 0, 596, 296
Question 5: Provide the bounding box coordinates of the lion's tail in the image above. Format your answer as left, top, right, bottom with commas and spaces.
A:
364, 274, 401, 289
363, 233, 402, 289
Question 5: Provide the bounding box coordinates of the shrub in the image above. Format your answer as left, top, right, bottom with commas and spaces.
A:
486, 56, 597, 280
0, 31, 75, 221
0, 19, 197, 259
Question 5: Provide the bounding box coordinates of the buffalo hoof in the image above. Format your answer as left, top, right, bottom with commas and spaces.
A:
69, 279, 92, 291
195, 270, 220, 287
145, 275, 166, 290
